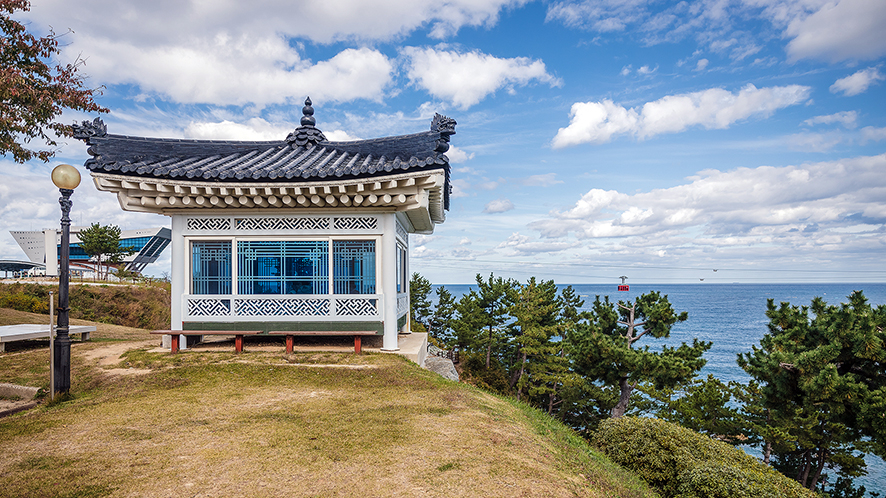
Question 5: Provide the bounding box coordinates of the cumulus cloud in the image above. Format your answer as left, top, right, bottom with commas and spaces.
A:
552, 84, 811, 148
185, 118, 292, 141
530, 155, 886, 249
21, 0, 531, 107
830, 67, 885, 96
779, 0, 886, 63
483, 198, 515, 214
26, 0, 526, 45
71, 37, 394, 106
446, 146, 475, 163
402, 47, 561, 109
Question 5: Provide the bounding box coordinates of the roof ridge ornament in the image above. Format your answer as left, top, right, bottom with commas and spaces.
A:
286, 97, 327, 147
431, 113, 456, 153
72, 117, 107, 140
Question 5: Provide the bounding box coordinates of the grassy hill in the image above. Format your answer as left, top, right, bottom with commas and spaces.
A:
0, 308, 655, 498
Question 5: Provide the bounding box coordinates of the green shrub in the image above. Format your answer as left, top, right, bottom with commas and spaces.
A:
592, 416, 816, 498
460, 353, 512, 395
0, 292, 48, 314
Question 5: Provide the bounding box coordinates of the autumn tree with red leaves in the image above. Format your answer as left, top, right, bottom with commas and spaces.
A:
1, 0, 106, 163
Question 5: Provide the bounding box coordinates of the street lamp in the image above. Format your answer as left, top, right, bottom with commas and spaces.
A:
51, 164, 80, 395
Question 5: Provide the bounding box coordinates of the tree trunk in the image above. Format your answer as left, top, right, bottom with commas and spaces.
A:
810, 449, 827, 491
762, 441, 771, 465
798, 450, 811, 488
611, 377, 635, 418
485, 324, 493, 369
515, 351, 527, 401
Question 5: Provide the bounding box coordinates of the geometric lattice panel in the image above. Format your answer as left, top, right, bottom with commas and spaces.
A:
187, 298, 231, 316
335, 298, 378, 316
187, 218, 231, 231
333, 216, 377, 230
235, 217, 330, 231
397, 294, 409, 316
234, 298, 330, 316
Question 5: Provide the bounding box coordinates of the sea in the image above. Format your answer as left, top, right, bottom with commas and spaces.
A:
432, 282, 886, 493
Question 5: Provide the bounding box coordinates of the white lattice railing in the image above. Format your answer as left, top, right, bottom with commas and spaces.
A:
397, 293, 409, 318
183, 294, 382, 321
184, 215, 380, 233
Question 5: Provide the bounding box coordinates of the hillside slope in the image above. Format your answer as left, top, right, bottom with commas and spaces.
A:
0, 310, 655, 498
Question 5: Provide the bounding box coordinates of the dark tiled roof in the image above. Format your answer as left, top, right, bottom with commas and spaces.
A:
73, 101, 456, 209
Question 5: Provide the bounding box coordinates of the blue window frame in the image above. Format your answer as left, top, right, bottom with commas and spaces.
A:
237, 241, 328, 295
191, 241, 231, 294
333, 240, 376, 294
189, 238, 376, 296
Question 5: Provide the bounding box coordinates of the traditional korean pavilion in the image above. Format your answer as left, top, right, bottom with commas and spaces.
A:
73, 99, 456, 351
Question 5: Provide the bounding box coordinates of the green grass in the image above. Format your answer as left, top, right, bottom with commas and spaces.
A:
0, 339, 656, 497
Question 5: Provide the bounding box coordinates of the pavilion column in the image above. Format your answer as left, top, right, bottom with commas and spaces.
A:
43, 229, 58, 277
381, 213, 399, 351
169, 215, 185, 350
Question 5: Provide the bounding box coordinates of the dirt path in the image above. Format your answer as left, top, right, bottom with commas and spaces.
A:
81, 340, 157, 376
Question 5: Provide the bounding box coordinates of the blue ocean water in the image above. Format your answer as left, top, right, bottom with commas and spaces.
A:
432, 282, 886, 493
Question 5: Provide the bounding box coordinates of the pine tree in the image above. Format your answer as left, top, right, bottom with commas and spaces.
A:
409, 273, 432, 332
572, 291, 709, 418
76, 223, 133, 280
737, 291, 886, 491
473, 273, 517, 369
509, 277, 561, 401
427, 286, 457, 345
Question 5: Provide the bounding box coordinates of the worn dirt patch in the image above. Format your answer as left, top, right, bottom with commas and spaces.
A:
81, 340, 156, 376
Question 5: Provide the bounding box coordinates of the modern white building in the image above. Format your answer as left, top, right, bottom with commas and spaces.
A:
72, 98, 456, 351
9, 226, 171, 276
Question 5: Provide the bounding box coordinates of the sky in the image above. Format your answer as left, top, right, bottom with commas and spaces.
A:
3, 0, 885, 285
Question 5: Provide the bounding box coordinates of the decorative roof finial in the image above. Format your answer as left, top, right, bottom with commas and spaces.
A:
286, 97, 327, 147
300, 97, 316, 127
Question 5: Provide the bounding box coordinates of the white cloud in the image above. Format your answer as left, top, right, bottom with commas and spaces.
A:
185, 118, 293, 141
446, 146, 475, 163
695, 59, 709, 71
552, 84, 811, 148
830, 67, 885, 96
786, 132, 845, 152
496, 233, 580, 255
530, 155, 886, 249
860, 126, 886, 143
780, 0, 886, 63
483, 198, 515, 214
70, 36, 394, 106
402, 46, 561, 109
522, 173, 562, 187
21, 0, 533, 107
26, 0, 526, 46
802, 111, 857, 129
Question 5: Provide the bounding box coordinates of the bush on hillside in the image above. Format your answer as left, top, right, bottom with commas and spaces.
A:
0, 292, 49, 314
459, 353, 512, 395
592, 416, 816, 498
0, 282, 170, 330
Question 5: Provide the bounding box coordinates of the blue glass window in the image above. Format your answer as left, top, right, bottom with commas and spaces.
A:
237, 241, 328, 295
191, 241, 231, 294
333, 240, 376, 294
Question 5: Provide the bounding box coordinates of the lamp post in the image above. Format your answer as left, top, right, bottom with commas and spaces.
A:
51, 164, 80, 395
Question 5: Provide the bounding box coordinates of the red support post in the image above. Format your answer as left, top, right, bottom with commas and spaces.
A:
286, 335, 293, 354
354, 335, 362, 354
235, 335, 243, 353
170, 334, 180, 354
